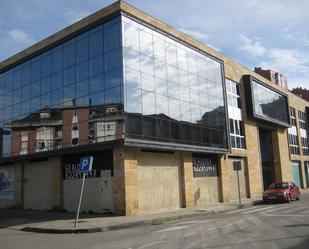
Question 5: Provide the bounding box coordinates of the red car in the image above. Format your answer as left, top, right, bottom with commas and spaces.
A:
263, 182, 300, 203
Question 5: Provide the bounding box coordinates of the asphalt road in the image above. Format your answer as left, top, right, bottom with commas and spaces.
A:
2, 194, 309, 249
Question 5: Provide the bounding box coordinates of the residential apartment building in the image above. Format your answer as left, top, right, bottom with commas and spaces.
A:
0, 1, 308, 215
254, 67, 288, 90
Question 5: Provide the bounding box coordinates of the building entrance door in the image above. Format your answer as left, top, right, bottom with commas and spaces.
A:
259, 128, 276, 190
292, 161, 302, 188
305, 162, 309, 188
23, 161, 53, 210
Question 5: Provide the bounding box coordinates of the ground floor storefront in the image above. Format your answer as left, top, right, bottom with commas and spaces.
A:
0, 147, 307, 215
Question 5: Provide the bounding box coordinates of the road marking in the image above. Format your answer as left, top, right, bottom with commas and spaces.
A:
264, 213, 309, 217
137, 241, 166, 249
206, 220, 244, 231
183, 232, 198, 237
226, 206, 260, 214
174, 219, 218, 226
242, 206, 275, 214
153, 226, 187, 233
207, 226, 217, 231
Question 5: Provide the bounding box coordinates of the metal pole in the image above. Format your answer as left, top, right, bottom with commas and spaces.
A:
74, 173, 86, 228
237, 170, 241, 205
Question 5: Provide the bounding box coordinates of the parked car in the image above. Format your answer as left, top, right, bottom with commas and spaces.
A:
262, 182, 300, 203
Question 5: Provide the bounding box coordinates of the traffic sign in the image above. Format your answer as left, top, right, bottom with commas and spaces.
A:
79, 156, 93, 173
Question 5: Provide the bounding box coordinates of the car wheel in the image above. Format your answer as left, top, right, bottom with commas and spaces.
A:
296, 193, 300, 201
287, 194, 292, 203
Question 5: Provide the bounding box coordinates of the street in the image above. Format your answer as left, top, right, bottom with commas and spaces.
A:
1, 194, 309, 249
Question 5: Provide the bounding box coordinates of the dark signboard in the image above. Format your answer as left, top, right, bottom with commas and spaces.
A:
192, 154, 219, 177
62, 150, 113, 179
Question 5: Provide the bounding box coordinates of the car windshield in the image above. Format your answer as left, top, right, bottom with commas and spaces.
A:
268, 183, 289, 190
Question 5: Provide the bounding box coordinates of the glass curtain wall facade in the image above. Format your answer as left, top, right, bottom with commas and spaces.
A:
0, 17, 124, 157
251, 79, 289, 126
0, 14, 229, 158
122, 16, 228, 149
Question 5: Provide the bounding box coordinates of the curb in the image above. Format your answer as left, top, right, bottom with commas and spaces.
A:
20, 202, 255, 234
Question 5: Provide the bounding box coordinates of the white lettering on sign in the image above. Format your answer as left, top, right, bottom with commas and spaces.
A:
64, 163, 96, 179
192, 156, 218, 177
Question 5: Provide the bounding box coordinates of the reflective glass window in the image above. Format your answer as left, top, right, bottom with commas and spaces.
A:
76, 61, 89, 81
90, 74, 104, 93
63, 43, 75, 68
104, 49, 121, 71
52, 71, 63, 90
76, 37, 89, 63
63, 84, 75, 100
31, 81, 40, 97
76, 79, 89, 98
104, 20, 120, 52
52, 47, 63, 73
105, 68, 121, 89
41, 76, 52, 94
64, 66, 75, 86
90, 90, 104, 105
41, 92, 51, 108
105, 86, 121, 104
41, 53, 52, 77
31, 58, 41, 82
89, 55, 104, 77
89, 31, 103, 58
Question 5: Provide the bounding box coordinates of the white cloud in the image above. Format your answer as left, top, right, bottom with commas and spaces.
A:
239, 34, 266, 57
179, 28, 209, 41
304, 40, 309, 46
65, 10, 92, 24
178, 27, 220, 51
7, 29, 34, 45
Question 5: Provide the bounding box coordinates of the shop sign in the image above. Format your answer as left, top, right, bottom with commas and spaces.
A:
0, 168, 14, 200
64, 163, 97, 179
192, 154, 218, 177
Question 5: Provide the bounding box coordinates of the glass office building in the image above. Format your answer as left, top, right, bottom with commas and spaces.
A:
0, 14, 228, 158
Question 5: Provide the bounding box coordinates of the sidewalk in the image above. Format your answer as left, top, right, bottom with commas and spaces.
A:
12, 198, 261, 234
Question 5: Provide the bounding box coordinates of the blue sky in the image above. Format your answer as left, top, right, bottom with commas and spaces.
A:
0, 0, 309, 90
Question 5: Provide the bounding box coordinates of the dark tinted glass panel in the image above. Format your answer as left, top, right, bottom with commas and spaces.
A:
76, 38, 89, 63
104, 49, 121, 71
22, 85, 31, 101
64, 43, 75, 68
13, 88, 21, 104
64, 66, 75, 86
105, 87, 121, 104
41, 54, 52, 77
104, 21, 120, 52
31, 81, 40, 97
41, 92, 51, 108
76, 61, 89, 81
52, 89, 63, 107
41, 76, 52, 94
105, 68, 121, 89
52, 71, 63, 90
76, 79, 89, 98
89, 31, 103, 58
52, 47, 63, 73
90, 55, 104, 77
90, 74, 104, 93
90, 90, 104, 105
252, 79, 289, 126
63, 84, 75, 100
31, 58, 41, 81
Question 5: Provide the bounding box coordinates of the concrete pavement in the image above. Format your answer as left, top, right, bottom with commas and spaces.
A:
2, 198, 261, 234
